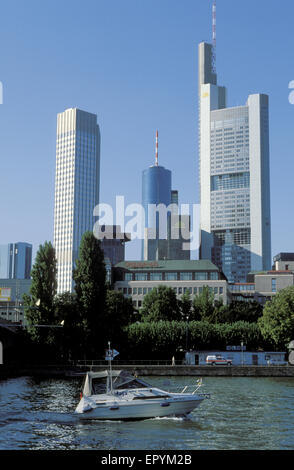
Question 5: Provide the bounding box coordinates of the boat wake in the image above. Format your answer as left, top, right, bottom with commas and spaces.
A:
0, 410, 79, 426
150, 414, 191, 422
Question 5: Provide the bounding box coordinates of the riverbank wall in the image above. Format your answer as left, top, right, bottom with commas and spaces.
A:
1, 364, 294, 379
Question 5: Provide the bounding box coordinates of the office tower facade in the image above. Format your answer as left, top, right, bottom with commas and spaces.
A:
142, 164, 172, 260
0, 243, 32, 279
198, 42, 271, 283
142, 159, 190, 261
99, 225, 131, 267
0, 245, 9, 278
167, 191, 190, 260
53, 108, 100, 293
98, 225, 131, 284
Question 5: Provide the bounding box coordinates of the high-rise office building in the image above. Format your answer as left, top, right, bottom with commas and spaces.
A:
0, 243, 32, 279
0, 245, 9, 278
97, 225, 131, 284
53, 108, 100, 293
142, 163, 172, 260
142, 134, 190, 261
198, 42, 271, 283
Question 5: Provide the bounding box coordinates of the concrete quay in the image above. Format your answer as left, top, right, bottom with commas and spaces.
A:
76, 364, 294, 378
0, 364, 294, 379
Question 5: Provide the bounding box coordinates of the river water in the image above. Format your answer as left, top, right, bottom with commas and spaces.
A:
0, 375, 293, 450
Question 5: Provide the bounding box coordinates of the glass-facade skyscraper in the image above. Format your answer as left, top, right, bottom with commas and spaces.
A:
142, 164, 172, 260
53, 108, 100, 293
198, 42, 271, 283
142, 164, 190, 261
0, 242, 32, 279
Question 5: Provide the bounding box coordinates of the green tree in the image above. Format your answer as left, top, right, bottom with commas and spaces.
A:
141, 285, 181, 322
215, 300, 263, 324
104, 289, 135, 348
192, 286, 215, 322
23, 241, 58, 348
53, 292, 82, 360
258, 286, 294, 349
126, 320, 264, 359
179, 290, 192, 319
73, 231, 107, 356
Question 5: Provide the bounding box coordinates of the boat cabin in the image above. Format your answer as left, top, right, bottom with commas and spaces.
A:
82, 370, 151, 396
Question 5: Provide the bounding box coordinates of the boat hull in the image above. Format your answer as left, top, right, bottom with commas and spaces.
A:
75, 397, 204, 421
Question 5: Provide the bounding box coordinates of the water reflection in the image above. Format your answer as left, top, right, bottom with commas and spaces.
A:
0, 375, 293, 450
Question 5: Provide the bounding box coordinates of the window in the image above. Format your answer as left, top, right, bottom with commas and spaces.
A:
180, 272, 192, 281
132, 288, 137, 295
271, 279, 276, 293
165, 272, 178, 281
195, 272, 208, 280
135, 273, 148, 281
150, 273, 162, 281
211, 172, 250, 191
210, 272, 218, 280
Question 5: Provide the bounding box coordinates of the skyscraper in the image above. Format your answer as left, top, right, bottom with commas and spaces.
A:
198, 42, 271, 283
142, 162, 172, 260
0, 242, 32, 279
142, 133, 190, 261
53, 108, 100, 293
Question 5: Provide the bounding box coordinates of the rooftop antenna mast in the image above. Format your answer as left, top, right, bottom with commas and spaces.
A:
155, 130, 159, 166
212, 1, 216, 74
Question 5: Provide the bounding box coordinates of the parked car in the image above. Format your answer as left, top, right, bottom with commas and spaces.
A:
206, 355, 232, 366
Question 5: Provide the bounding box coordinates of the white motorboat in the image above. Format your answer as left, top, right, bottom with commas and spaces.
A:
75, 369, 210, 421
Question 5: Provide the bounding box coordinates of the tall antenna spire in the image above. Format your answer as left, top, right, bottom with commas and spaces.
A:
155, 130, 159, 166
212, 1, 216, 74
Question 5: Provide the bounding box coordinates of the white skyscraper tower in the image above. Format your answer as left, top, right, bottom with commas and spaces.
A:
198, 11, 271, 283
53, 108, 100, 293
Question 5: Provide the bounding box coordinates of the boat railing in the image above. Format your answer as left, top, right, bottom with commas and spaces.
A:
162, 379, 208, 396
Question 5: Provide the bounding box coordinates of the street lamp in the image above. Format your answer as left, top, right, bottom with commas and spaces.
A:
185, 314, 189, 352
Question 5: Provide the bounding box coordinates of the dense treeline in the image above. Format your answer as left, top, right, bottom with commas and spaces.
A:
22, 233, 294, 361
125, 321, 264, 359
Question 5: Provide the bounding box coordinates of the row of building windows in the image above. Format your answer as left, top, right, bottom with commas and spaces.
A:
118, 286, 224, 296
123, 271, 219, 281
211, 172, 250, 191
229, 284, 255, 292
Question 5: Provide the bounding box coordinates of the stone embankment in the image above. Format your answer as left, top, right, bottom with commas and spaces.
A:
87, 364, 294, 377
1, 364, 294, 378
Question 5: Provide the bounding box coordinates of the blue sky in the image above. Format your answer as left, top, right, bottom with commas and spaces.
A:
0, 0, 294, 261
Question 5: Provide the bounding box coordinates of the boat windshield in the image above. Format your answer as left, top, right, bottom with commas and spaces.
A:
87, 370, 150, 396
113, 375, 149, 390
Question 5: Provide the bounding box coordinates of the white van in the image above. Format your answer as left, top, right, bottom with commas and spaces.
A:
206, 355, 232, 366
